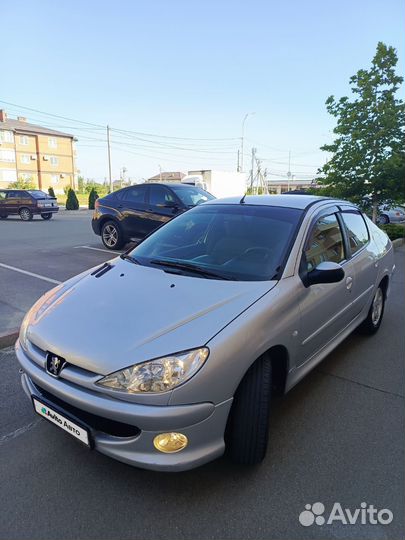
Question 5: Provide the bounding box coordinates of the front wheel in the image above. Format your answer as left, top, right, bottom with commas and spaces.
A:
19, 208, 33, 221
358, 285, 385, 335
226, 355, 272, 465
101, 220, 125, 250
41, 213, 53, 220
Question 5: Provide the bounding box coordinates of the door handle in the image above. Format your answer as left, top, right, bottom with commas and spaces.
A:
346, 276, 353, 290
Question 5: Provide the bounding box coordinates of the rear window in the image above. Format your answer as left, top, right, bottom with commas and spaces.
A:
27, 190, 49, 199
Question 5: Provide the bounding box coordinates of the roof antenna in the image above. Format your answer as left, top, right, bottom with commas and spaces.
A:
239, 193, 247, 204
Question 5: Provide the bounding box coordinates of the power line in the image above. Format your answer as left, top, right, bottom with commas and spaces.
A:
0, 100, 239, 142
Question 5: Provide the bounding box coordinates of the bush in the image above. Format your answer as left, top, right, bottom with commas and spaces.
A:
379, 223, 405, 241
65, 188, 79, 210
88, 188, 99, 210
8, 177, 36, 190
48, 187, 56, 198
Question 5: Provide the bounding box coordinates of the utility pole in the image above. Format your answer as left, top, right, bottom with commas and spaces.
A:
159, 164, 162, 182
237, 149, 240, 172
240, 112, 255, 172
250, 147, 256, 191
287, 150, 292, 191
107, 125, 112, 192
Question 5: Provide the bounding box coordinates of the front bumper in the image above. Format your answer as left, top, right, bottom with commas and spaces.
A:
16, 341, 231, 471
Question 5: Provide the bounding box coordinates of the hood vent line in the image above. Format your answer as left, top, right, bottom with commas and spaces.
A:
91, 263, 114, 278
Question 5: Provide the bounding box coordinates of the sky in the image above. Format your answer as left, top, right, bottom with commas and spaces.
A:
2, 0, 404, 183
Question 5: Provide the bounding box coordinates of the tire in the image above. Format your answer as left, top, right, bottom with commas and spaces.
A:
358, 285, 385, 335
378, 214, 389, 225
19, 208, 33, 221
226, 355, 272, 465
41, 213, 53, 220
101, 220, 125, 250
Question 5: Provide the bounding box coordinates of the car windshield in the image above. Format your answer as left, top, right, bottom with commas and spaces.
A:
27, 190, 50, 199
129, 204, 303, 281
170, 185, 215, 207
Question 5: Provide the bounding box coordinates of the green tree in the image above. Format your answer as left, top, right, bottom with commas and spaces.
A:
48, 187, 56, 198
77, 176, 85, 193
65, 188, 79, 210
318, 42, 405, 222
88, 187, 99, 209
8, 176, 36, 190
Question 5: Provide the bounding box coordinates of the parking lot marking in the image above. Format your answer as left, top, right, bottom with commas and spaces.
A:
0, 263, 61, 285
74, 245, 121, 254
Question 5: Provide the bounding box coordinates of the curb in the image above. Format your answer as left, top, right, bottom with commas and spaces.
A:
0, 328, 19, 349
392, 238, 405, 249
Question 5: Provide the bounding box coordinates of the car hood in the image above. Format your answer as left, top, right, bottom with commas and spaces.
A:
27, 260, 276, 375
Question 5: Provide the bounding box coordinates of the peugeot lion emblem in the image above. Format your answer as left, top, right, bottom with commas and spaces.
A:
46, 353, 66, 377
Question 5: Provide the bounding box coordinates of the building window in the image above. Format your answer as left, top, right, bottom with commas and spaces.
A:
0, 130, 14, 143
51, 174, 59, 184
0, 169, 17, 183
19, 135, 29, 145
19, 173, 33, 181
0, 149, 16, 162
48, 137, 57, 148
20, 154, 30, 164
50, 156, 59, 166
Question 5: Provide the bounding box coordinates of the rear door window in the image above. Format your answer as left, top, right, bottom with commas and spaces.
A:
340, 211, 369, 255
6, 191, 20, 199
122, 186, 148, 205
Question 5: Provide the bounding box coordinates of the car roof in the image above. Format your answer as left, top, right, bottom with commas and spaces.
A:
145, 183, 192, 188
204, 194, 356, 210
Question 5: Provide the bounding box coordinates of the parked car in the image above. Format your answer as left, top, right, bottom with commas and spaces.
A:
0, 189, 58, 220
91, 182, 215, 249
16, 195, 394, 471
377, 204, 405, 224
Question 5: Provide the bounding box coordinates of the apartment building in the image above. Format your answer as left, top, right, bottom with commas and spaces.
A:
0, 110, 77, 193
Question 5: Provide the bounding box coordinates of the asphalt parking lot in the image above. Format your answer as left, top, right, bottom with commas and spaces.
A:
0, 210, 131, 335
0, 212, 404, 540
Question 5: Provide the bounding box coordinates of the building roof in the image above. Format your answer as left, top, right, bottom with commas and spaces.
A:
147, 171, 185, 182
0, 117, 74, 138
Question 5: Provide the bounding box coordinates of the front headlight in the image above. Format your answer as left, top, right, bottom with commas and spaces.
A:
19, 314, 30, 351
96, 348, 209, 394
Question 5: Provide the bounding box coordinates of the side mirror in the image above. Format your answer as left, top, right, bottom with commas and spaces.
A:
306, 261, 345, 286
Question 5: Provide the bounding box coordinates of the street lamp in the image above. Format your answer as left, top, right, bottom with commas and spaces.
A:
240, 112, 255, 172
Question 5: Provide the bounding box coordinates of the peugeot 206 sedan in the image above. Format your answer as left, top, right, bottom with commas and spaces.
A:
16, 195, 394, 471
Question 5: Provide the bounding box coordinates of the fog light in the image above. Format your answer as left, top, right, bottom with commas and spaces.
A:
153, 432, 188, 453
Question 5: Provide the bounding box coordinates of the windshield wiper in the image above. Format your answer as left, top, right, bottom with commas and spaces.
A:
120, 253, 141, 265
149, 259, 232, 280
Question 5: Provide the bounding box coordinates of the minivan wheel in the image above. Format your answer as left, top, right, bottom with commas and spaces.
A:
226, 355, 272, 465
19, 208, 33, 221
358, 285, 385, 335
101, 220, 125, 250
41, 213, 53, 220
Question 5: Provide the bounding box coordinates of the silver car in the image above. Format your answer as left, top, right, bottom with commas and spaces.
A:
378, 204, 405, 224
16, 195, 394, 471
